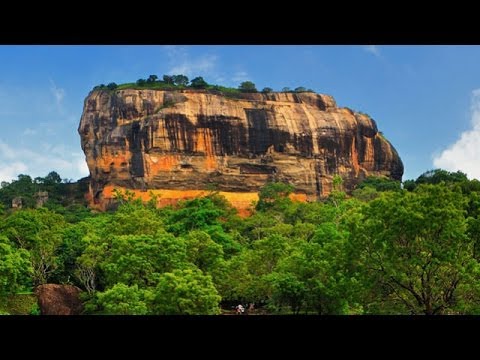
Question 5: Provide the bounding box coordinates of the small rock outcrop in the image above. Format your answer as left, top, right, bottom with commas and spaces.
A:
12, 197, 22, 209
34, 191, 49, 208
35, 284, 84, 315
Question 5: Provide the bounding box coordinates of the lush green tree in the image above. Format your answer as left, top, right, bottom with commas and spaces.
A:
268, 272, 306, 314
416, 169, 468, 186
352, 185, 380, 202
44, 171, 62, 184
105, 202, 164, 236
96, 284, 150, 315
262, 87, 273, 93
101, 233, 187, 288
282, 87, 291, 92
402, 179, 416, 191
150, 269, 221, 315
148, 74, 159, 83
184, 231, 224, 273
1, 208, 67, 285
165, 197, 223, 235
0, 236, 32, 296
50, 224, 87, 285
190, 76, 208, 89
357, 176, 401, 192
294, 87, 307, 93
350, 184, 479, 314
173, 74, 189, 86
238, 81, 257, 93
136, 78, 146, 86
256, 182, 295, 212
107, 83, 118, 90
270, 221, 359, 315
162, 75, 173, 84
74, 221, 110, 295
0, 174, 35, 208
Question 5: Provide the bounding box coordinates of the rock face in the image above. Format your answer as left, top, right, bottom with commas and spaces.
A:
35, 284, 84, 315
79, 89, 403, 213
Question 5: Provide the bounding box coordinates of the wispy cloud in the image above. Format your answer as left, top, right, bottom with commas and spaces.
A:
49, 79, 65, 107
433, 89, 480, 179
0, 140, 89, 183
22, 128, 37, 136
0, 162, 28, 183
231, 71, 250, 83
363, 45, 381, 57
163, 46, 219, 79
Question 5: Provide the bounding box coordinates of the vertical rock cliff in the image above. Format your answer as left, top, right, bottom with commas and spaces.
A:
78, 89, 403, 213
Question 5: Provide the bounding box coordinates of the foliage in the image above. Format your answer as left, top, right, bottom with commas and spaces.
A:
150, 268, 221, 315
256, 182, 295, 212
148, 75, 159, 83
238, 81, 257, 93
173, 74, 189, 86
294, 87, 308, 93
0, 236, 33, 295
416, 169, 468, 185
1, 208, 67, 285
0, 293, 37, 315
190, 76, 208, 89
2, 167, 480, 315
29, 302, 41, 315
357, 176, 402, 192
100, 233, 188, 288
0, 171, 88, 210
96, 284, 150, 315
404, 169, 469, 192
349, 184, 479, 314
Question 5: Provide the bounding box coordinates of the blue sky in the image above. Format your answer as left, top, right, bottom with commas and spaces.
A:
0, 45, 479, 183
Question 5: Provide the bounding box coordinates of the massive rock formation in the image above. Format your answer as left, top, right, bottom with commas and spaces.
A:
79, 89, 403, 213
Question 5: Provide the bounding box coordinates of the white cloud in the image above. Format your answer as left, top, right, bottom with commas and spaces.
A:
0, 141, 16, 159
163, 46, 219, 80
22, 128, 37, 136
49, 79, 65, 106
0, 140, 89, 183
231, 71, 249, 83
363, 45, 381, 57
170, 55, 218, 78
0, 162, 28, 183
433, 89, 480, 179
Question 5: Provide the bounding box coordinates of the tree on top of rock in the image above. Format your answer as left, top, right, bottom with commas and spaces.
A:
190, 77, 208, 89
147, 75, 158, 83
173, 75, 189, 86
239, 81, 257, 93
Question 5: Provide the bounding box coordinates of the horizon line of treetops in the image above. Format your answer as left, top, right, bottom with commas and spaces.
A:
93, 74, 315, 94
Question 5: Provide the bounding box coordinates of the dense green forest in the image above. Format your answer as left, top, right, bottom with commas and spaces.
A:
2, 169, 480, 315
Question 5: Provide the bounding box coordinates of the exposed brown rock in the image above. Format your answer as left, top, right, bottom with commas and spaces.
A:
79, 89, 403, 213
35, 284, 84, 315
12, 197, 22, 209
34, 191, 49, 208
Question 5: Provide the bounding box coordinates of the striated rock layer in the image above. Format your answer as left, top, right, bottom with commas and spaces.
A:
79, 89, 403, 213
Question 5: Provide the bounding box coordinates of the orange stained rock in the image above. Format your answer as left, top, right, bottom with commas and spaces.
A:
100, 185, 307, 217
146, 154, 179, 173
